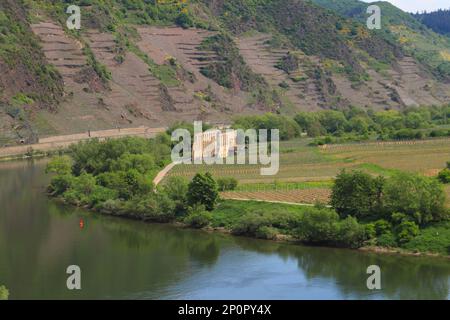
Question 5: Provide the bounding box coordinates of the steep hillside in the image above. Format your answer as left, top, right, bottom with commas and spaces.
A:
0, 0, 64, 144
0, 0, 449, 145
311, 0, 450, 80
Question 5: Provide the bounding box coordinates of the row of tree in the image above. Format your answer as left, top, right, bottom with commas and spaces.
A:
414, 9, 450, 36
230, 105, 450, 142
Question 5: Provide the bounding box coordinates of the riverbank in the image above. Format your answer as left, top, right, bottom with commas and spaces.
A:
51, 194, 450, 259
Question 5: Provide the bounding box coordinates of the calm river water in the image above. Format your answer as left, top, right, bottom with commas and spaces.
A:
0, 160, 448, 299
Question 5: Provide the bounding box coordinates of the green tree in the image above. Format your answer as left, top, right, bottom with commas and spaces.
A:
162, 176, 189, 216
383, 172, 447, 224
187, 172, 219, 211
331, 170, 384, 218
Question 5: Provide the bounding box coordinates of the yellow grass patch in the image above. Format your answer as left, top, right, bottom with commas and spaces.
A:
440, 51, 450, 61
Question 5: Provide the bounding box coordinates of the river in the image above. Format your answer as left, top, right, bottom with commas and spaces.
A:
0, 160, 448, 300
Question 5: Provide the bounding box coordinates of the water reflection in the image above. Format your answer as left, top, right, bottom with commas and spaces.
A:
0, 160, 448, 299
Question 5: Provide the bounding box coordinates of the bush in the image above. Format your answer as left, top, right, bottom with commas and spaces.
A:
123, 193, 175, 222
438, 168, 450, 184
88, 186, 118, 207
295, 208, 367, 248
374, 219, 392, 236
0, 285, 8, 300
162, 176, 189, 216
296, 209, 340, 243
232, 212, 271, 237
364, 223, 376, 239
337, 216, 367, 248
376, 232, 397, 247
184, 205, 212, 229
255, 226, 279, 240
48, 174, 74, 196
217, 177, 238, 191
395, 220, 420, 245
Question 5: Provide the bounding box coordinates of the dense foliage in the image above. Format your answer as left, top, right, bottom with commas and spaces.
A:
331, 170, 449, 249
414, 9, 450, 36
0, 285, 8, 300
187, 172, 219, 211
0, 0, 64, 107
233, 113, 301, 141
233, 105, 450, 144
47, 137, 224, 224
46, 134, 449, 254
311, 0, 450, 79
298, 106, 450, 141
438, 162, 450, 184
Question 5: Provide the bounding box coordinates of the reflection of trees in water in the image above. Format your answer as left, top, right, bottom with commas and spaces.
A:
233, 238, 450, 299
0, 160, 55, 296
0, 161, 225, 299
2, 161, 448, 299
98, 217, 222, 266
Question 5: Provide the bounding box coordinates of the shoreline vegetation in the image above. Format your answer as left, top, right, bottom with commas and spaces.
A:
45, 127, 450, 258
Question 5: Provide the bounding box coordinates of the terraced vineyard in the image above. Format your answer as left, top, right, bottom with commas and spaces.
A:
85, 29, 166, 124
136, 26, 248, 121
237, 33, 326, 111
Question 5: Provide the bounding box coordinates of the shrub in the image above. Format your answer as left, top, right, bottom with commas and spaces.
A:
296, 209, 340, 243
217, 177, 238, 191
295, 208, 366, 248
376, 232, 397, 247
337, 216, 367, 248
438, 168, 450, 184
255, 226, 279, 240
374, 219, 392, 236
0, 285, 8, 300
96, 199, 123, 215
232, 212, 271, 236
184, 205, 212, 229
48, 174, 74, 196
395, 220, 420, 245
123, 193, 175, 222
88, 186, 118, 207
364, 223, 376, 239
162, 176, 189, 216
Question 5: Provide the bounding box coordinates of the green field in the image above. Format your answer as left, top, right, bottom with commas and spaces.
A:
165, 138, 450, 205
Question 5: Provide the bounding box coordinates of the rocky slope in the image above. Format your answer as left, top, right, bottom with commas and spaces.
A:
0, 0, 449, 145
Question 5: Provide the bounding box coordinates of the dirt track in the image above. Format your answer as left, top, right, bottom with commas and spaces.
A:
0, 126, 165, 159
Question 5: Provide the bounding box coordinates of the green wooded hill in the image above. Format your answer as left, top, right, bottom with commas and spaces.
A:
311, 0, 450, 79
414, 9, 450, 36
1, 0, 450, 144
